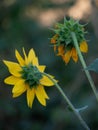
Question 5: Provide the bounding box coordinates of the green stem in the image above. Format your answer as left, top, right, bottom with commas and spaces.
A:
71, 32, 98, 102
42, 72, 90, 130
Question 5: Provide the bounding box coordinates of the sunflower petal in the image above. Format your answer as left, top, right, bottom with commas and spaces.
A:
15, 50, 25, 66
51, 38, 56, 44
47, 74, 55, 78
4, 76, 20, 85
51, 34, 59, 52
71, 48, 78, 62
40, 75, 55, 86
23, 48, 28, 65
51, 34, 58, 44
28, 49, 39, 66
54, 45, 57, 52
13, 92, 24, 98
57, 45, 65, 56
80, 41, 88, 53
38, 65, 46, 72
35, 85, 46, 106
39, 85, 49, 99
12, 79, 26, 94
27, 88, 35, 108
63, 50, 72, 64
3, 60, 22, 77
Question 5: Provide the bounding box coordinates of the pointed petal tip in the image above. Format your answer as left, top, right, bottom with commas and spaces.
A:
4, 76, 19, 85
71, 48, 78, 63
40, 75, 55, 86
80, 41, 88, 53
43, 103, 46, 106
28, 104, 33, 108
27, 88, 35, 109
3, 60, 7, 64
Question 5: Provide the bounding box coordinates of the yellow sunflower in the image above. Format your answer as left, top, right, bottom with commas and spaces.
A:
50, 18, 88, 64
3, 48, 55, 108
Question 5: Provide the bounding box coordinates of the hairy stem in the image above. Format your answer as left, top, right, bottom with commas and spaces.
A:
42, 72, 90, 130
71, 32, 98, 102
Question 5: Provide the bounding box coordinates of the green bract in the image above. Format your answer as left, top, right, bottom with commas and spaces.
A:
21, 63, 43, 88
52, 18, 87, 47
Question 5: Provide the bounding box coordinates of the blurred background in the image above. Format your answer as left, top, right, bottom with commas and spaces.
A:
0, 0, 98, 129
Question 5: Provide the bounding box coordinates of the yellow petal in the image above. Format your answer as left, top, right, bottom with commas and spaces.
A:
15, 50, 25, 66
28, 49, 39, 66
51, 38, 56, 44
38, 65, 46, 72
57, 45, 65, 56
39, 85, 49, 99
51, 34, 58, 44
63, 50, 72, 64
80, 41, 88, 53
47, 74, 54, 78
13, 92, 24, 98
35, 85, 47, 106
4, 76, 20, 85
27, 88, 35, 108
23, 48, 28, 65
51, 34, 59, 52
40, 75, 54, 86
3, 60, 22, 77
12, 79, 26, 94
71, 48, 78, 62
54, 45, 57, 52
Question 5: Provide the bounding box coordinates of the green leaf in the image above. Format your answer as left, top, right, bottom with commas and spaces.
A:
86, 58, 98, 73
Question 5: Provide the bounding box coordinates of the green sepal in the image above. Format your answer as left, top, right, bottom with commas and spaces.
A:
50, 17, 87, 48
20, 63, 43, 88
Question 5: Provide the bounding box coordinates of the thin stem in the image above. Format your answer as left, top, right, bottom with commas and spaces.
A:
71, 32, 98, 102
42, 72, 90, 130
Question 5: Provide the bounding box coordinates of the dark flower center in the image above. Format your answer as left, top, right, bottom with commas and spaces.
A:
20, 63, 43, 88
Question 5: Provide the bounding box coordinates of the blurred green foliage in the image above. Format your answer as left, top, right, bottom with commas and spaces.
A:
0, 0, 98, 130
